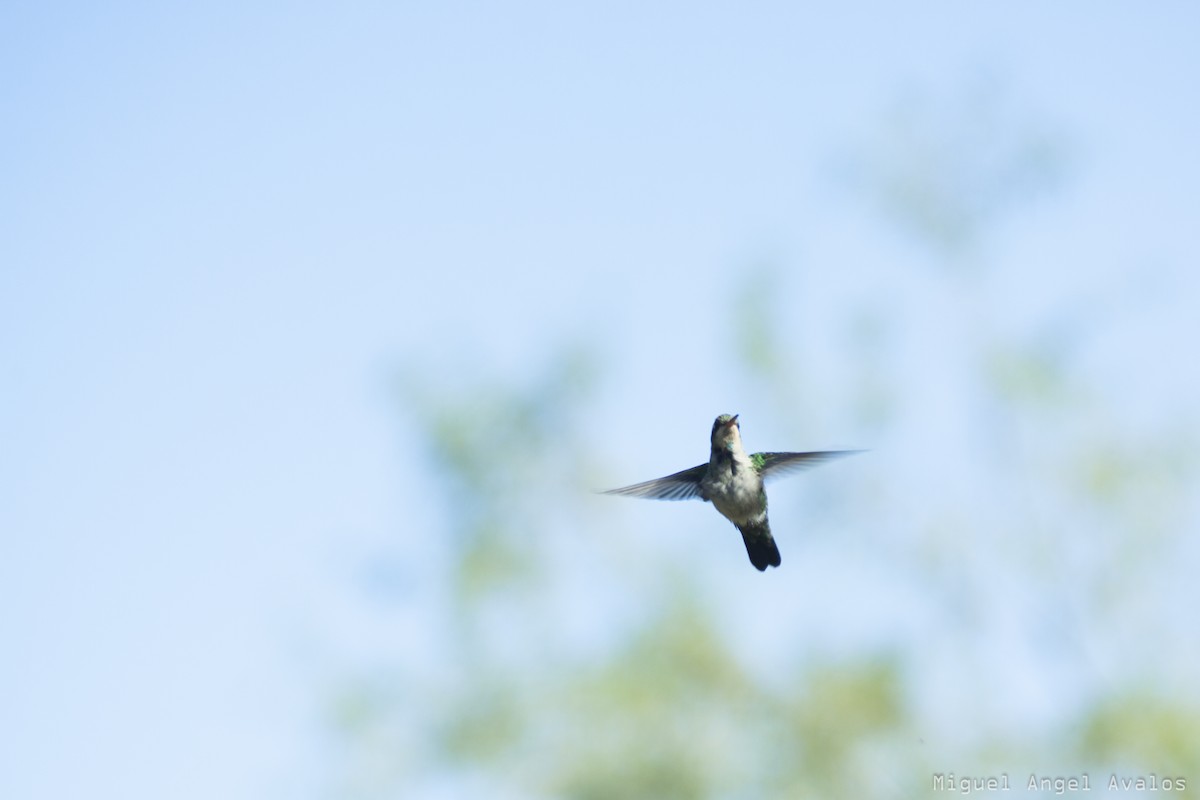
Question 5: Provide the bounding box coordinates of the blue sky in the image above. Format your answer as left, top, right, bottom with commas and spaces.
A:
3, 3, 1198, 798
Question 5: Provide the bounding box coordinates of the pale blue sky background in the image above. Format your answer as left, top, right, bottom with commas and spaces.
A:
3, 3, 1198, 798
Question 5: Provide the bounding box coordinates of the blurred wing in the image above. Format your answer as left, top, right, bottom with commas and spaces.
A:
752, 450, 864, 481
600, 463, 707, 501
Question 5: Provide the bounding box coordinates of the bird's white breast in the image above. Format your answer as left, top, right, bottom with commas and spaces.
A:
702, 453, 765, 525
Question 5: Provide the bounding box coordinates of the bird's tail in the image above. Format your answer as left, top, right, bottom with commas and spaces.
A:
737, 519, 780, 571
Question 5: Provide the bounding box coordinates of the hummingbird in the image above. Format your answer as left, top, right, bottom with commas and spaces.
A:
602, 414, 860, 571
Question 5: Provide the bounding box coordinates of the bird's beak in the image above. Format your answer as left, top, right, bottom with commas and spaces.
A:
729, 414, 739, 427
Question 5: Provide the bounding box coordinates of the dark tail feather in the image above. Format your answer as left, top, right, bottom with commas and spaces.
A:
738, 519, 781, 571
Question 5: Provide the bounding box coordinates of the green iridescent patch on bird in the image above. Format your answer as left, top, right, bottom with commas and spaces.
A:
750, 452, 767, 472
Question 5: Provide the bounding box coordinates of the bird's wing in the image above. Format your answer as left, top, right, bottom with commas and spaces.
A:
751, 450, 863, 481
600, 463, 708, 501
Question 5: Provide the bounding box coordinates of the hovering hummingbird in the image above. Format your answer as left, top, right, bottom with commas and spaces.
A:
602, 414, 860, 571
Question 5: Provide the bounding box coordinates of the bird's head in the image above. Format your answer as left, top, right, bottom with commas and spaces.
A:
710, 413, 741, 448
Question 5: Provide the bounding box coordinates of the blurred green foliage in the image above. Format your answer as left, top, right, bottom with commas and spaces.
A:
329, 87, 1198, 798
1079, 695, 1200, 770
